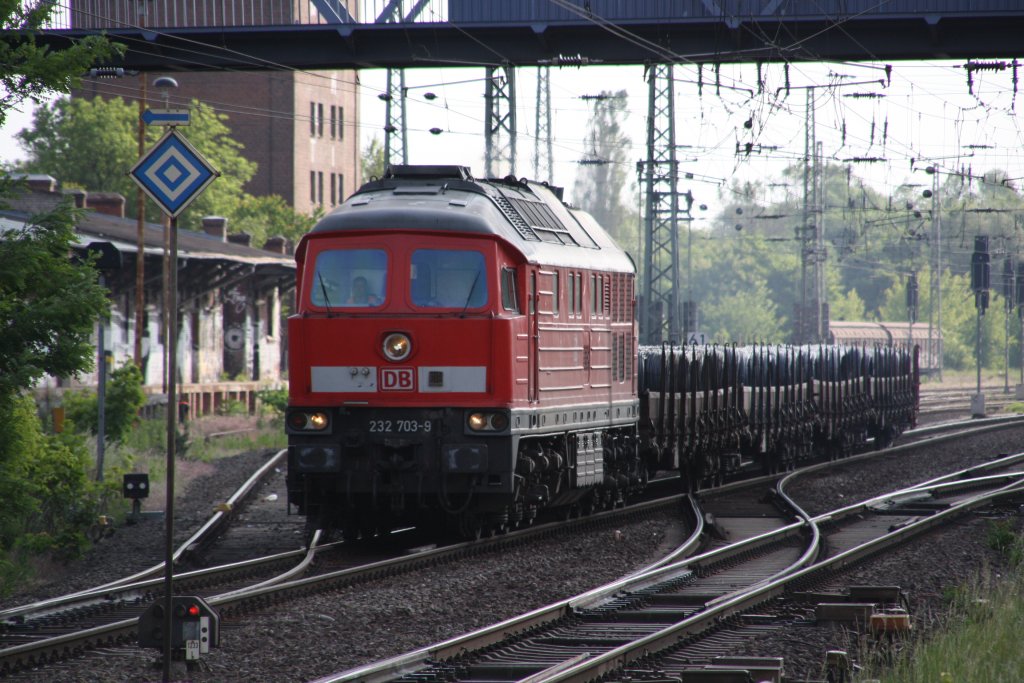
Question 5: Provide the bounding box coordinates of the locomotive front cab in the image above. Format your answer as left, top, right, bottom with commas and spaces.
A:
286, 219, 528, 537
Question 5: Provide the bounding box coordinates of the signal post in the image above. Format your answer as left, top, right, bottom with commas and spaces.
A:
129, 80, 220, 681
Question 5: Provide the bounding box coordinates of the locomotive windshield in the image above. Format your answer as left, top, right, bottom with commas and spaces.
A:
411, 249, 488, 309
310, 248, 387, 308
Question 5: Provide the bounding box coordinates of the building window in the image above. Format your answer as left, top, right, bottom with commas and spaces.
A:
330, 105, 337, 139
310, 171, 316, 203
317, 103, 324, 137
338, 106, 344, 140
317, 171, 324, 205
309, 102, 316, 137
330, 173, 336, 206
337, 174, 344, 202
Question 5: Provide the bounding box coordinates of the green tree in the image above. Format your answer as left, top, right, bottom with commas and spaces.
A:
0, 199, 109, 401
686, 231, 797, 343
0, 1, 117, 130
232, 193, 319, 247
572, 90, 638, 250
0, 395, 104, 584
362, 136, 385, 181
16, 96, 139, 201
0, 8, 119, 587
62, 363, 146, 444
829, 287, 867, 322
702, 282, 785, 344
878, 269, 1004, 370
174, 100, 257, 228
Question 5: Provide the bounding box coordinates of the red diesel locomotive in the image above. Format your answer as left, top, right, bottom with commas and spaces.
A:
286, 165, 645, 538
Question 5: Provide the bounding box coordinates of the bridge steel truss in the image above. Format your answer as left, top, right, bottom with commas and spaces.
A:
42, 5, 1024, 72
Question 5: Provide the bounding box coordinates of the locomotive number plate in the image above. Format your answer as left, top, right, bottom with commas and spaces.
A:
367, 419, 433, 434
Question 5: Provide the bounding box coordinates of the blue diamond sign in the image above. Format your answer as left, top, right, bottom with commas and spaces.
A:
130, 128, 219, 217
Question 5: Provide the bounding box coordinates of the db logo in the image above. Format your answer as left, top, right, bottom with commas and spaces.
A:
380, 368, 415, 391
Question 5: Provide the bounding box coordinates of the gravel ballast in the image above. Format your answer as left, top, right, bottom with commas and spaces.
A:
5, 426, 1024, 682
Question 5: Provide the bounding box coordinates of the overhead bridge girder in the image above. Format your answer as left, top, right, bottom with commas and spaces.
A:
43, 11, 1024, 71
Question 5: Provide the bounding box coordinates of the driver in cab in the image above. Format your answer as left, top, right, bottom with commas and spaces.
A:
347, 276, 380, 306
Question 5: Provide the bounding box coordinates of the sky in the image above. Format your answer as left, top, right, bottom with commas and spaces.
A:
356, 60, 1024, 215
4, 58, 1024, 222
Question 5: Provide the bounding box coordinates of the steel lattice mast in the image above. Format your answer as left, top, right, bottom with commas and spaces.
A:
533, 66, 553, 183
485, 65, 517, 178
641, 64, 682, 344
382, 68, 408, 168
377, 1, 429, 169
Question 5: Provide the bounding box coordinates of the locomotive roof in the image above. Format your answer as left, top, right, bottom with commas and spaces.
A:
308, 165, 635, 273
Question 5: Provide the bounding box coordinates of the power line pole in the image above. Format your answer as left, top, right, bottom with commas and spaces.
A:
533, 66, 553, 183
485, 65, 516, 178
376, 2, 429, 170
926, 168, 942, 379
815, 139, 827, 342
640, 63, 681, 344
798, 88, 827, 343
381, 69, 408, 168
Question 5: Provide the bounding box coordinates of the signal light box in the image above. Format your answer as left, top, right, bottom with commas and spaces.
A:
138, 595, 219, 660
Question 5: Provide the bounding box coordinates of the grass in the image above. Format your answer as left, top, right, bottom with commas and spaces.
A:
864, 572, 1024, 683
858, 521, 1024, 683
181, 425, 286, 462
96, 412, 285, 507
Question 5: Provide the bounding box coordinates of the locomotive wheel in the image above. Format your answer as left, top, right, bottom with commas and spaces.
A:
581, 495, 596, 517
458, 513, 483, 540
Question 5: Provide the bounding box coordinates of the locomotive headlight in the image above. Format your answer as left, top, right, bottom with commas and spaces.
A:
287, 410, 331, 432
467, 411, 509, 432
382, 332, 412, 361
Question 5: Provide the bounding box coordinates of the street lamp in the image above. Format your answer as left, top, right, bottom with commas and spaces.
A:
153, 76, 178, 106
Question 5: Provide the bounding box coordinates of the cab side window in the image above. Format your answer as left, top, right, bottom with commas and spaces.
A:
500, 267, 520, 312
551, 271, 560, 316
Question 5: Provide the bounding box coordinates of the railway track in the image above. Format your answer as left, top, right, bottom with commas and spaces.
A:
917, 384, 1022, 420
0, 487, 691, 677
309, 453, 1024, 683
3, 416, 1023, 679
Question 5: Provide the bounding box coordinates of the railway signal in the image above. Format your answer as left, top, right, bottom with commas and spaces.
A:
970, 236, 989, 416
906, 273, 918, 324
971, 235, 990, 313
138, 595, 219, 665
128, 78, 219, 683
